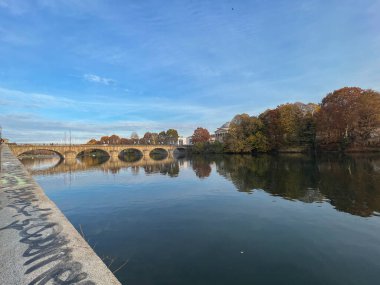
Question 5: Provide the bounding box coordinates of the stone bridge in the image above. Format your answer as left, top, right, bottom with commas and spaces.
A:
9, 144, 188, 160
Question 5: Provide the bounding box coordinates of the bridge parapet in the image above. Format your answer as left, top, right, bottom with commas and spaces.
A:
8, 144, 189, 161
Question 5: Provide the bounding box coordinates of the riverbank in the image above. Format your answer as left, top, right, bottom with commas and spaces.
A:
0, 144, 121, 285
189, 143, 380, 154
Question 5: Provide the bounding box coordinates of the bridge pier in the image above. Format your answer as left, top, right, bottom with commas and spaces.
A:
64, 151, 78, 161
167, 149, 174, 158
109, 150, 120, 161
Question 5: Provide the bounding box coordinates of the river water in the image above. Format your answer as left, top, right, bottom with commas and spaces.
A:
20, 153, 380, 285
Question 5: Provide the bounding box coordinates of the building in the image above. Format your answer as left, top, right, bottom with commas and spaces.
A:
215, 122, 230, 142
178, 136, 193, 146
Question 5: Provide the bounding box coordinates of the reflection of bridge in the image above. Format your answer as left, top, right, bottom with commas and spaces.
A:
29, 156, 178, 176
9, 144, 188, 160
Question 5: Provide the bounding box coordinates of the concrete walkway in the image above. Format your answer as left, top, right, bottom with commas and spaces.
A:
0, 145, 121, 285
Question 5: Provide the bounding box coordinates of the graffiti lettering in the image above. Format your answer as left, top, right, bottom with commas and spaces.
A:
0, 172, 95, 285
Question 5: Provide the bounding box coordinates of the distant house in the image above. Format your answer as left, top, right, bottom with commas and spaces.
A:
215, 122, 230, 142
178, 136, 193, 146
0, 138, 9, 144
209, 134, 216, 143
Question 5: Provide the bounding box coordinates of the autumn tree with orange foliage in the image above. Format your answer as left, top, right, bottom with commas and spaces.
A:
191, 127, 211, 143
316, 87, 380, 150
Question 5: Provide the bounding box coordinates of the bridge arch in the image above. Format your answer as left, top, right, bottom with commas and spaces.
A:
119, 148, 143, 162
17, 149, 64, 160
149, 148, 169, 161
18, 149, 64, 171
76, 149, 110, 159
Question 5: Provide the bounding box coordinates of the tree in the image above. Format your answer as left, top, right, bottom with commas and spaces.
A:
259, 109, 282, 149
260, 103, 319, 150
100, 136, 110, 144
166, 129, 179, 145
191, 127, 210, 143
150, 133, 159, 145
120, 138, 132, 145
142, 132, 153, 144
87, 139, 98, 145
109, 134, 121, 145
353, 90, 380, 143
316, 87, 380, 149
158, 131, 167, 145
225, 114, 269, 153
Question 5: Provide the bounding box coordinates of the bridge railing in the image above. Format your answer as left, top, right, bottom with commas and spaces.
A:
11, 143, 190, 147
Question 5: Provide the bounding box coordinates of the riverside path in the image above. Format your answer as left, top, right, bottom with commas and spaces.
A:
0, 144, 121, 285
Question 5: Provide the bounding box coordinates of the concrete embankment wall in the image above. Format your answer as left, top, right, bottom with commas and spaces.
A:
0, 145, 121, 285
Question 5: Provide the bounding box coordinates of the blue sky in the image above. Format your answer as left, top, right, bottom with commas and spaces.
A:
0, 0, 379, 143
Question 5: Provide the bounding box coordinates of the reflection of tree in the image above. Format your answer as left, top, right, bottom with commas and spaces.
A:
191, 156, 212, 179
216, 155, 271, 193
143, 162, 179, 177
119, 149, 142, 162
214, 153, 380, 217
317, 154, 380, 217
77, 155, 109, 166
149, 149, 168, 160
218, 154, 321, 199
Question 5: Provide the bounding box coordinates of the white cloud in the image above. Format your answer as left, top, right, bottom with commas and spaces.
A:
84, 74, 115, 85
0, 113, 198, 143
0, 86, 241, 142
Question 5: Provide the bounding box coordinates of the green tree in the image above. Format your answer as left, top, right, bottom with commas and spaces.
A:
158, 131, 167, 144
260, 103, 318, 150
166, 129, 179, 145
225, 114, 269, 153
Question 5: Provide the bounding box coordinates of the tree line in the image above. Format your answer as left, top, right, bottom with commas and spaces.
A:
87, 129, 179, 145
191, 87, 380, 153
86, 87, 379, 152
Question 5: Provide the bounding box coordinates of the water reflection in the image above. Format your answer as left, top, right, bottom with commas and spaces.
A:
191, 156, 212, 178
20, 155, 62, 171
20, 153, 380, 217
214, 154, 380, 217
119, 149, 143, 162
77, 154, 110, 166
149, 148, 169, 160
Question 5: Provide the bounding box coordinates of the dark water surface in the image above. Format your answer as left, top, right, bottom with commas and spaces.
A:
21, 153, 380, 285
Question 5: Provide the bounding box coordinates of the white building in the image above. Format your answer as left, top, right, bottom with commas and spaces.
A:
178, 136, 193, 145
215, 122, 230, 142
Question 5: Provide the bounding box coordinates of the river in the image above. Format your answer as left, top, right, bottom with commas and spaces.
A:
20, 153, 380, 285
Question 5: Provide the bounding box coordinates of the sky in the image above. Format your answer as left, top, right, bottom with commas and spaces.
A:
0, 0, 379, 143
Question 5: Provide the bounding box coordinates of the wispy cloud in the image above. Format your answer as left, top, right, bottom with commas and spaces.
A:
0, 86, 240, 142
0, 113, 198, 143
1, 0, 379, 143
83, 74, 115, 85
